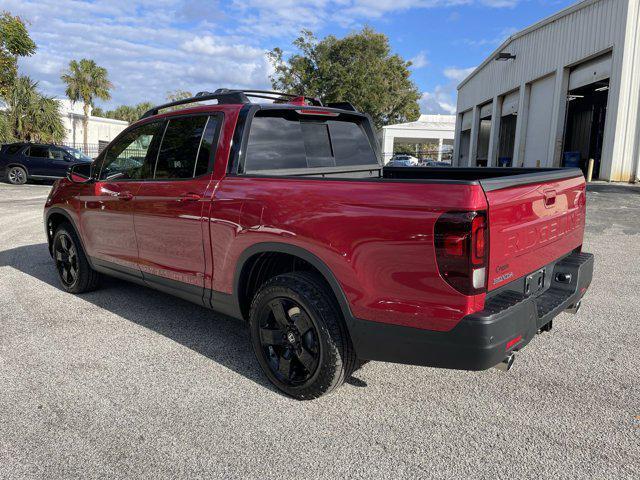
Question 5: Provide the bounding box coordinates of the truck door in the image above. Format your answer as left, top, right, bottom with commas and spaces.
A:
132, 114, 221, 305
78, 120, 164, 273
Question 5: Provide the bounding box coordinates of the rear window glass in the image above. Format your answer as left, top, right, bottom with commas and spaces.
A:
28, 146, 49, 158
244, 112, 378, 173
329, 121, 378, 166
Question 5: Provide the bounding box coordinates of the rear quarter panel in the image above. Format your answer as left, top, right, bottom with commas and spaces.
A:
211, 177, 488, 332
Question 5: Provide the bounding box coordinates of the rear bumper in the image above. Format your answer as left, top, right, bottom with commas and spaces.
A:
351, 251, 594, 370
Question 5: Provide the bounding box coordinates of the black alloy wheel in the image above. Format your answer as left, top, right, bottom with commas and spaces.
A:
7, 166, 27, 185
249, 271, 356, 400
52, 223, 100, 293
258, 297, 320, 385
54, 232, 79, 288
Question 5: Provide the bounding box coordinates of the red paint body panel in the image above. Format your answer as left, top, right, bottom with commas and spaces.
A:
485, 176, 586, 291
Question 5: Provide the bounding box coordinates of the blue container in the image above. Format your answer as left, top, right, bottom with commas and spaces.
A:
563, 151, 581, 168
498, 157, 512, 167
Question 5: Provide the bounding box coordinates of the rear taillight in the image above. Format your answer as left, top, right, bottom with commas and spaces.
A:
434, 211, 488, 295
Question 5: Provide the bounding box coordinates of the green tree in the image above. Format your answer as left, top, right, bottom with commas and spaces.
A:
91, 106, 105, 117
0, 12, 36, 98
268, 28, 421, 128
0, 112, 13, 143
94, 101, 155, 123
61, 58, 113, 151
4, 76, 64, 143
164, 90, 196, 111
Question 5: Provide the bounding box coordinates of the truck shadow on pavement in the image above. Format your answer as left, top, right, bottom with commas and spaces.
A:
0, 242, 284, 395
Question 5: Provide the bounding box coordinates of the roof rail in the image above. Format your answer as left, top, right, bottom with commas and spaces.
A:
140, 88, 323, 119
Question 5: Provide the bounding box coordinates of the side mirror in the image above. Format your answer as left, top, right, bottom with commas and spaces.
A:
67, 163, 94, 184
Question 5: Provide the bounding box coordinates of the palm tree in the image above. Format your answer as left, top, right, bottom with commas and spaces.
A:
61, 59, 112, 152
4, 75, 64, 143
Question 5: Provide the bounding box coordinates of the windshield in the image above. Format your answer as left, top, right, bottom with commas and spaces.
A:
63, 147, 92, 162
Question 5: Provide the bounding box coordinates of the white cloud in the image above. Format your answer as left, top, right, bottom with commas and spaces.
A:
420, 64, 476, 114
7, 0, 272, 108
443, 66, 476, 82
5, 0, 522, 109
459, 26, 519, 47
420, 86, 456, 114
232, 0, 521, 35
410, 51, 429, 69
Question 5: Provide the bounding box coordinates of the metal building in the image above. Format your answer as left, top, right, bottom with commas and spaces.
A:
453, 0, 640, 182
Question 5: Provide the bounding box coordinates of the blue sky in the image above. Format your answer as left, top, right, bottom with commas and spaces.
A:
6, 0, 575, 114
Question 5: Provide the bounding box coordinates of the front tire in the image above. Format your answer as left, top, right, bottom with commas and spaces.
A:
249, 272, 356, 400
7, 166, 27, 185
52, 223, 100, 293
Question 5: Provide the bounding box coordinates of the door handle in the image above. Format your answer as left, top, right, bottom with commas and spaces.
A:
178, 193, 202, 202
117, 191, 134, 201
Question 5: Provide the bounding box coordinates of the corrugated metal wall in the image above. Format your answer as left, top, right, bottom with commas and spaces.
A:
455, 0, 640, 181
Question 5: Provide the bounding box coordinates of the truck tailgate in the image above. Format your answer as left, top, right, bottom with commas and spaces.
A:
482, 171, 586, 291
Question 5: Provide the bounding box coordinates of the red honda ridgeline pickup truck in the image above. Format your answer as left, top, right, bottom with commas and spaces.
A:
44, 89, 593, 399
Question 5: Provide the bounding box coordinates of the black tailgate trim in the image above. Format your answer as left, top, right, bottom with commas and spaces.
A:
480, 168, 584, 192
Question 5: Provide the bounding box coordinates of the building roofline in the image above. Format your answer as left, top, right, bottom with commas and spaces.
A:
457, 0, 601, 90
64, 112, 129, 125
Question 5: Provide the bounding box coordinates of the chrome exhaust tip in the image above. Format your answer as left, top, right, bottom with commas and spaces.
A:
566, 300, 581, 315
494, 354, 515, 372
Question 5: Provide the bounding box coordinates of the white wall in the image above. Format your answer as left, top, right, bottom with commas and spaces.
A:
56, 99, 129, 147
61, 115, 128, 146
381, 114, 455, 163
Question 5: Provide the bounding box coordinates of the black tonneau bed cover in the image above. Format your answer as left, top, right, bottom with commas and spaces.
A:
383, 167, 584, 191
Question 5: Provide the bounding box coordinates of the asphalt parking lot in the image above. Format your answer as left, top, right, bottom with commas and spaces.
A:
0, 181, 638, 479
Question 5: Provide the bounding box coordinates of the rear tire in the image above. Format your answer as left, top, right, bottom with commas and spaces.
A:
7, 166, 27, 185
249, 271, 356, 400
52, 223, 100, 293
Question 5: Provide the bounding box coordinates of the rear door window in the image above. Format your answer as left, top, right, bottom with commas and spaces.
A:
244, 111, 378, 173
154, 115, 218, 179
28, 146, 49, 158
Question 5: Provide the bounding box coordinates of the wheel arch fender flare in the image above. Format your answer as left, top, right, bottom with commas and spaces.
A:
5, 163, 30, 175
45, 207, 93, 267
234, 242, 356, 327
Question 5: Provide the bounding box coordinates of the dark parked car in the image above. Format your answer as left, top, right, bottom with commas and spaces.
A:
0, 143, 92, 185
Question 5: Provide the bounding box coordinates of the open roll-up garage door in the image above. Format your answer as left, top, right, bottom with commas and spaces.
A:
458, 110, 473, 166
479, 102, 492, 119
498, 91, 519, 166
569, 53, 612, 91
501, 90, 519, 116
460, 110, 473, 131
